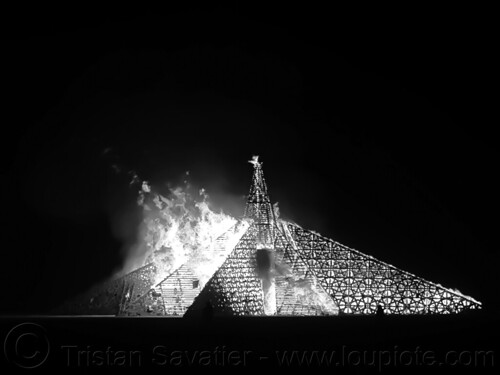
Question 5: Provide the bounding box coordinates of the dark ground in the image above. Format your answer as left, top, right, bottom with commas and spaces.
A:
0, 4, 497, 372
0, 314, 498, 372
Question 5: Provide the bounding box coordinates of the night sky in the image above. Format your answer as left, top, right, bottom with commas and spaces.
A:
1, 5, 497, 314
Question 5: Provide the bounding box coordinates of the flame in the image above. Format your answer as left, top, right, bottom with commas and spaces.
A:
189, 219, 250, 287
133, 182, 238, 287
290, 277, 339, 315
119, 168, 339, 316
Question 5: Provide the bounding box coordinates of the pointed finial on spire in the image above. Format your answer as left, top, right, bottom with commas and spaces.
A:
249, 155, 260, 167
244, 156, 276, 244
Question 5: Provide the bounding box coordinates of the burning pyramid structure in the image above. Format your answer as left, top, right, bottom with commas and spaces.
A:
65, 157, 481, 316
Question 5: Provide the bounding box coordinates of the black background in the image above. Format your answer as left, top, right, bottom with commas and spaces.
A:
0, 4, 497, 321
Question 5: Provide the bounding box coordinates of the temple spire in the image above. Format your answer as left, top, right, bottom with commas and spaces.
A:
244, 156, 275, 245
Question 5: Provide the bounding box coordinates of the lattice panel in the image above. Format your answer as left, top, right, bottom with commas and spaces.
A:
121, 222, 249, 316
287, 224, 481, 315
275, 277, 325, 316
274, 225, 337, 315
244, 157, 275, 245
192, 225, 265, 315
157, 265, 202, 316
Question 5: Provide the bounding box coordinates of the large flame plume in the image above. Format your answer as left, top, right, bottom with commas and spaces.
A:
125, 179, 238, 287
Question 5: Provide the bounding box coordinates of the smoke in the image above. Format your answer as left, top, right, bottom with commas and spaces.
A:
255, 248, 277, 315
288, 276, 338, 315
104, 151, 337, 315
273, 250, 339, 315
135, 183, 235, 284
103, 147, 252, 292
109, 165, 237, 287
255, 248, 273, 279
256, 245, 338, 315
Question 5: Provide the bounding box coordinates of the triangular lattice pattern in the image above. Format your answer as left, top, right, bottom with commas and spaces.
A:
187, 224, 266, 315
274, 223, 338, 315
287, 223, 481, 314
244, 156, 275, 245
65, 157, 481, 316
